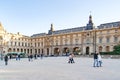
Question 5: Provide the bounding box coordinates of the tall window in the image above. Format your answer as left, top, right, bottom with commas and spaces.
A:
41, 42, 43, 46
114, 37, 118, 42
35, 43, 36, 47
56, 40, 58, 45
99, 38, 102, 43
11, 42, 13, 46
65, 39, 68, 45
106, 46, 110, 52
15, 42, 17, 46
99, 46, 103, 52
18, 42, 20, 46
106, 37, 110, 43
22, 42, 24, 46
75, 38, 79, 44
25, 43, 27, 47
38, 42, 40, 47
56, 42, 58, 46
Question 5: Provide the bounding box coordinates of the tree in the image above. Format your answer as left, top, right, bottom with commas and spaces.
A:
113, 44, 120, 55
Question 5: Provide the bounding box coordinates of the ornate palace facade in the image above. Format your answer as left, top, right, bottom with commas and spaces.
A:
0, 15, 120, 56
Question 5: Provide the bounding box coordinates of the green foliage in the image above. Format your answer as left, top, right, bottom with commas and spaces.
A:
100, 52, 114, 55
100, 44, 120, 55
113, 44, 120, 55
73, 49, 81, 55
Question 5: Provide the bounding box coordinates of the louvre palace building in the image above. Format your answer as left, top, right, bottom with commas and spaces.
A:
0, 15, 120, 56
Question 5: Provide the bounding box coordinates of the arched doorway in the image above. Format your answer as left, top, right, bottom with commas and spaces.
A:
17, 48, 19, 52
35, 49, 37, 53
63, 47, 69, 56
106, 46, 110, 52
54, 48, 60, 56
13, 48, 16, 52
86, 47, 89, 55
47, 48, 49, 56
8, 48, 12, 52
21, 49, 23, 52
99, 46, 103, 52
73, 47, 80, 55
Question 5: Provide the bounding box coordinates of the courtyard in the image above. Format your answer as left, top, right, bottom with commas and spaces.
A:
0, 56, 120, 80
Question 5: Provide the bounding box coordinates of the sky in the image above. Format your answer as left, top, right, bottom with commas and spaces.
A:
0, 0, 120, 36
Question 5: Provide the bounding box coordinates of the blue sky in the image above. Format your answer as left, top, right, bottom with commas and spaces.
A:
0, 0, 120, 36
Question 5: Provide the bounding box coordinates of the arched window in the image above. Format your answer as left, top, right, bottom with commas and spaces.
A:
99, 46, 103, 52
106, 46, 110, 52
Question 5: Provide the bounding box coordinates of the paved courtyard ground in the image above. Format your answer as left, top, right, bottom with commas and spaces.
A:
0, 56, 120, 80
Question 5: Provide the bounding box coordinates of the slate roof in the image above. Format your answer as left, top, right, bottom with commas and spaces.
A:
97, 21, 120, 29
52, 26, 85, 34
31, 21, 120, 37
31, 33, 46, 37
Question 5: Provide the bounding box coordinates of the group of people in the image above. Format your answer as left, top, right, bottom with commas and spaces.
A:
68, 53, 75, 63
4, 55, 9, 65
16, 54, 21, 61
93, 52, 102, 67
3, 54, 21, 65
3, 53, 44, 65
3, 52, 103, 67
28, 53, 44, 61
67, 52, 103, 67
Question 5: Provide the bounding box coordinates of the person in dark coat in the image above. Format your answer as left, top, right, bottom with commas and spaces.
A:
28, 54, 33, 61
34, 54, 37, 59
18, 54, 21, 60
93, 53, 99, 67
40, 53, 43, 59
4, 55, 9, 65
68, 53, 75, 63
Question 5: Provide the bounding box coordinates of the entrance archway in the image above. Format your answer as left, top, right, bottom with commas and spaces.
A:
47, 48, 49, 55
86, 47, 89, 55
73, 47, 80, 55
63, 47, 69, 56
99, 46, 103, 52
54, 48, 60, 56
8, 48, 12, 52
106, 46, 110, 52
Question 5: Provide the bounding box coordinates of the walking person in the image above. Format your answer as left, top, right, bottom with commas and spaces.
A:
16, 55, 18, 60
34, 54, 37, 59
40, 53, 43, 59
68, 53, 75, 63
28, 54, 33, 61
98, 53, 102, 67
4, 55, 9, 65
93, 53, 99, 67
71, 53, 75, 63
18, 54, 21, 60
28, 54, 31, 61
68, 53, 72, 63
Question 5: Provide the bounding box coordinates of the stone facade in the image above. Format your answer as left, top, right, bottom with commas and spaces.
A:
0, 15, 120, 57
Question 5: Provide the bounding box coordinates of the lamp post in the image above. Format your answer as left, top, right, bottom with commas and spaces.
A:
0, 48, 3, 60
51, 42, 53, 56
93, 28, 97, 54
94, 29, 96, 54
50, 37, 53, 56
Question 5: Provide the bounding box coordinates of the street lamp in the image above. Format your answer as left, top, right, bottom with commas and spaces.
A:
50, 37, 53, 56
0, 48, 3, 60
93, 28, 97, 54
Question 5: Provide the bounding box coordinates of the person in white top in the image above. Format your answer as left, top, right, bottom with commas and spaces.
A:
68, 53, 75, 63
98, 53, 102, 67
